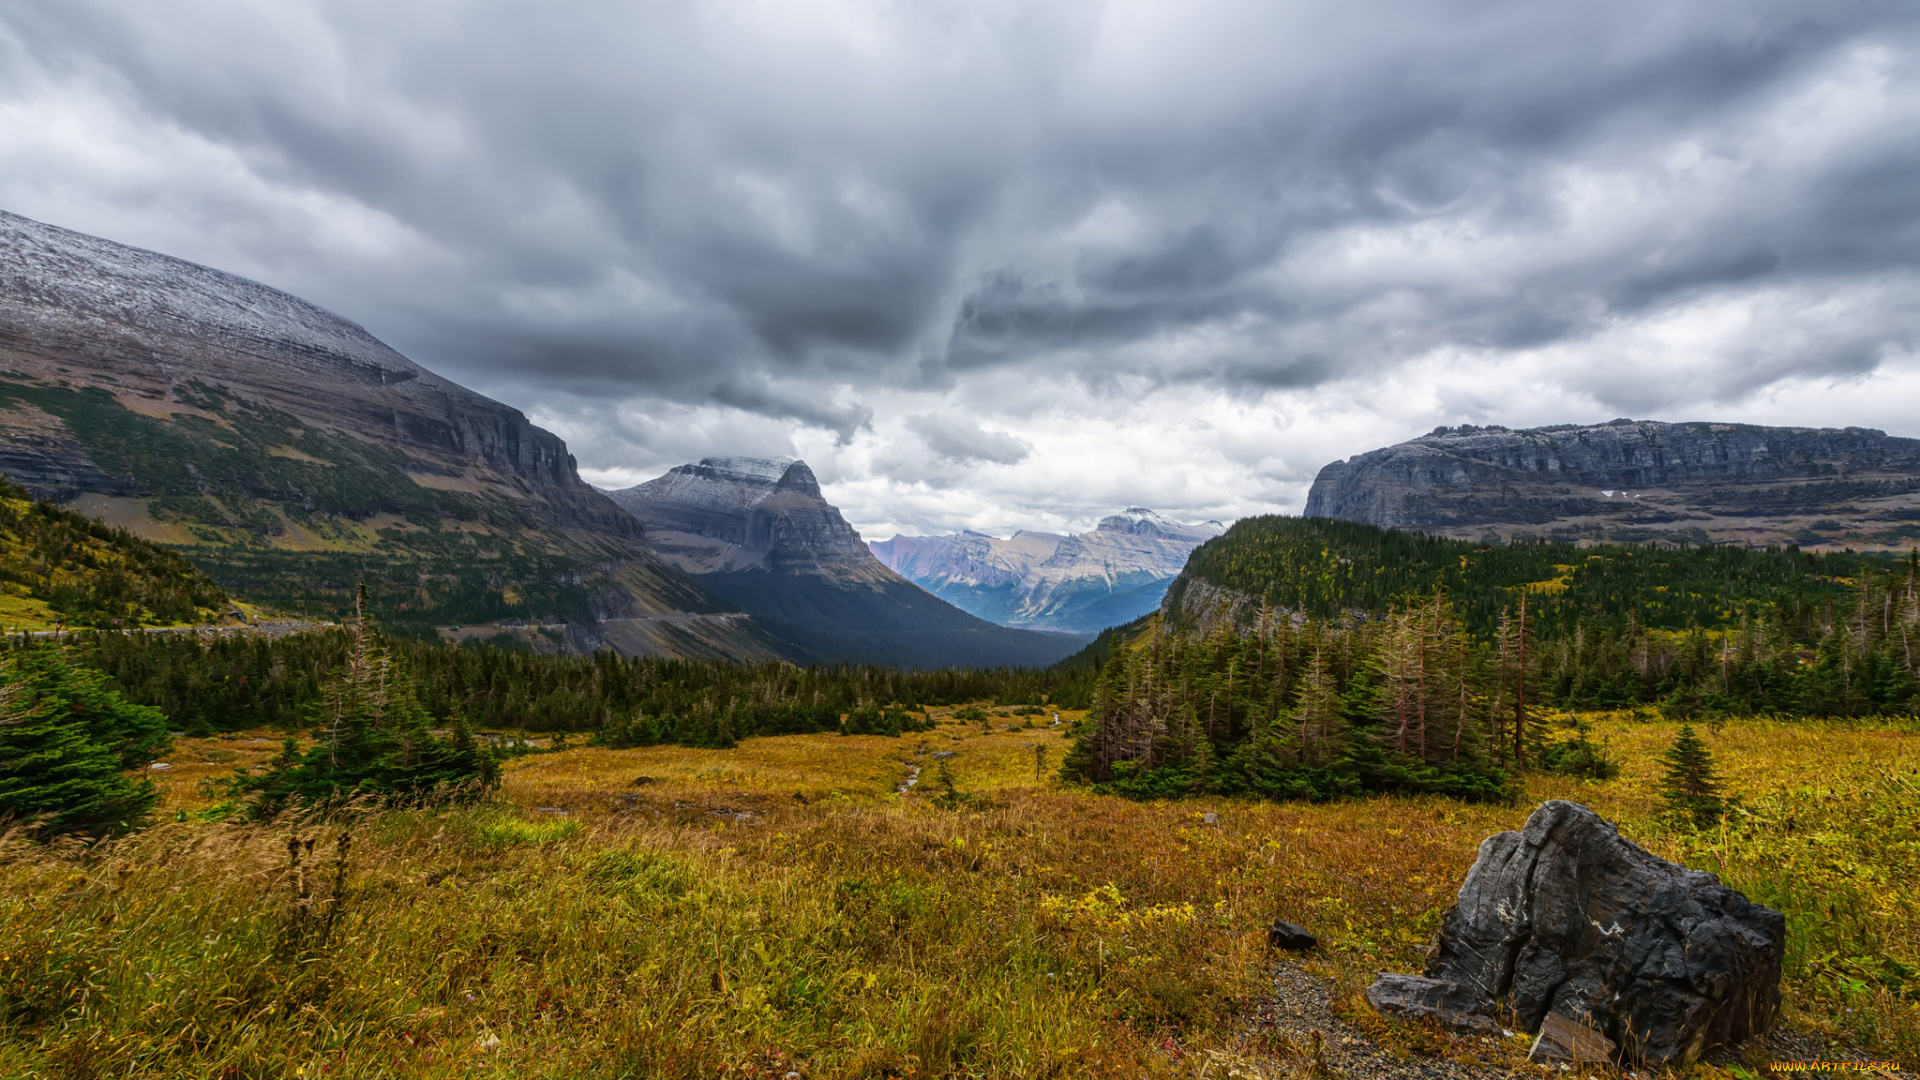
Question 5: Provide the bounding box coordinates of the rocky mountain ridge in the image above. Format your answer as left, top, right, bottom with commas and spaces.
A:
871, 508, 1224, 633
606, 459, 1086, 667
606, 458, 886, 580
0, 209, 773, 659
1305, 418, 1920, 549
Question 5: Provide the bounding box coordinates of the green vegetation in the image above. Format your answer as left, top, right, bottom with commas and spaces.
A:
1172, 515, 1920, 717
1062, 594, 1515, 802
225, 593, 499, 812
1177, 514, 1884, 637
0, 645, 171, 834
0, 476, 226, 629
1657, 723, 1725, 827
0, 381, 496, 530
70, 628, 1092, 742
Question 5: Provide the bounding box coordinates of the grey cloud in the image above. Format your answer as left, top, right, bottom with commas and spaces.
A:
907, 414, 1032, 466
1, 0, 1918, 443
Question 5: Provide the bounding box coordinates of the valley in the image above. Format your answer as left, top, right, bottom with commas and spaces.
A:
871, 509, 1223, 634
6, 211, 1920, 1078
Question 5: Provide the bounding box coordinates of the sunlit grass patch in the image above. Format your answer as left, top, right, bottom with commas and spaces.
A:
473, 813, 581, 848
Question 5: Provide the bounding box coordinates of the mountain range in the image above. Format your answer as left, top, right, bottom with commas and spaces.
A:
1306, 419, 1920, 550
604, 458, 1086, 667
0, 209, 1082, 667
20, 209, 1920, 672
870, 508, 1223, 634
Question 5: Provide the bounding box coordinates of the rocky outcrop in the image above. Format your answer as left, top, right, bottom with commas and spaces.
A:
1159, 577, 1269, 637
605, 458, 1086, 668
606, 457, 887, 579
871, 508, 1224, 633
1305, 419, 1920, 549
1367, 801, 1785, 1065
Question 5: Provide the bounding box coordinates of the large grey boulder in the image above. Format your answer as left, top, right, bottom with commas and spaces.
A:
1368, 801, 1785, 1065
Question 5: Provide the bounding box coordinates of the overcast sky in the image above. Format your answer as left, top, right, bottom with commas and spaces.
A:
4, 1, 1919, 539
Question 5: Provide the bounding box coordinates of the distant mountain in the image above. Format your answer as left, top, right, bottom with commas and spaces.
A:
0, 209, 778, 660
605, 458, 1087, 668
1305, 419, 1920, 550
870, 508, 1225, 634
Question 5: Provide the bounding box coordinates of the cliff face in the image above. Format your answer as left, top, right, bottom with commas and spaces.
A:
1304, 419, 1920, 549
605, 458, 887, 580
0, 210, 633, 537
606, 459, 1085, 667
0, 210, 771, 656
871, 508, 1224, 633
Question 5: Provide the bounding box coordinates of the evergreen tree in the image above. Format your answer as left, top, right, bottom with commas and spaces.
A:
0, 645, 171, 834
1657, 723, 1724, 828
230, 586, 498, 812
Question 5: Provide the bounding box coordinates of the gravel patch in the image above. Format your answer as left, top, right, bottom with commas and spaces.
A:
1213, 962, 1524, 1079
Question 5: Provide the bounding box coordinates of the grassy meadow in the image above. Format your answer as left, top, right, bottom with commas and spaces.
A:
1, 706, 1915, 1079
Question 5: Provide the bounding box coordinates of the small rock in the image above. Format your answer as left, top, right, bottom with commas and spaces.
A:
1201, 811, 1219, 825
1364, 973, 1499, 1035
931, 750, 956, 759
1267, 918, 1317, 951
535, 806, 569, 815
1530, 1011, 1618, 1064
148, 762, 171, 770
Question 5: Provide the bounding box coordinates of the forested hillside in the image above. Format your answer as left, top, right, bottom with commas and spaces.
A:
1171, 515, 1885, 636
0, 477, 228, 629
1154, 515, 1920, 715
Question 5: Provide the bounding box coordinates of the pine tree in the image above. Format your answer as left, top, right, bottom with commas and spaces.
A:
0, 645, 171, 835
1296, 648, 1341, 765
231, 585, 498, 812
1657, 724, 1724, 828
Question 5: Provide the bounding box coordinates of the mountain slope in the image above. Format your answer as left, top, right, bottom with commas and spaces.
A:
1305, 419, 1920, 549
871, 508, 1223, 633
0, 210, 776, 659
606, 458, 1087, 667
0, 475, 231, 630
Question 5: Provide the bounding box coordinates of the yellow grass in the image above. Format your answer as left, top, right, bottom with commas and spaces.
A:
2, 711, 1914, 1078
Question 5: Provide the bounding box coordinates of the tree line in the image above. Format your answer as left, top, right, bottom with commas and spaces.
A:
63, 627, 1096, 746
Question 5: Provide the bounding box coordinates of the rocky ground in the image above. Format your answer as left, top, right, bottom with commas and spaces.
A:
1225, 964, 1913, 1080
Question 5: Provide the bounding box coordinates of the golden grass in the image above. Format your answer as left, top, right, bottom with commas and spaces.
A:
0, 711, 1912, 1078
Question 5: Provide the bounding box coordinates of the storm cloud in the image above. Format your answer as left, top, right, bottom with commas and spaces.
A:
3, 0, 1919, 538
